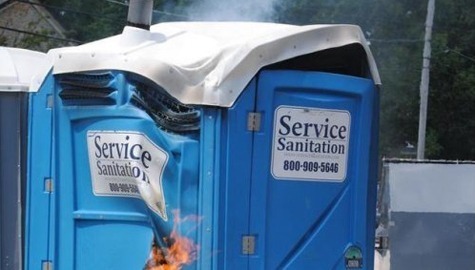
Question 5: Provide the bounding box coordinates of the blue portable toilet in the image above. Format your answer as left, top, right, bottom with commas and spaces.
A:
0, 47, 50, 270
26, 20, 380, 270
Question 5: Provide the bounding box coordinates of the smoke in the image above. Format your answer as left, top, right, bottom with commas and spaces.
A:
183, 0, 279, 22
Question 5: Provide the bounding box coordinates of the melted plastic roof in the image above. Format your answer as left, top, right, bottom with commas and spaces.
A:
49, 22, 380, 107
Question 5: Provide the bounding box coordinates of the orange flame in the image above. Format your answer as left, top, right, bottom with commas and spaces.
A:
146, 210, 202, 270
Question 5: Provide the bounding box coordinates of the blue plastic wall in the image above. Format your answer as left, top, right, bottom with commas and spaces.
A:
26, 72, 200, 269
26, 69, 378, 269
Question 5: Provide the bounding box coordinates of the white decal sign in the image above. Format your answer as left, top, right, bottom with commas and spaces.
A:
271, 106, 351, 182
87, 131, 169, 220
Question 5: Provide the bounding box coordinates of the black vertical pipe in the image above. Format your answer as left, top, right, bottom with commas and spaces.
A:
127, 0, 153, 30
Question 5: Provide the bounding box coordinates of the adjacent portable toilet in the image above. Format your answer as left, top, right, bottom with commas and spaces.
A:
0, 47, 50, 270
26, 21, 380, 270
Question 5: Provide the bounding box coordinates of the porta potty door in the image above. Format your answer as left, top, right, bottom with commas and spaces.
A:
245, 70, 378, 269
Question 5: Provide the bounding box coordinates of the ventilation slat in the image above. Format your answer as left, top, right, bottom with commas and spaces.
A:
59, 73, 114, 88
131, 82, 200, 133
58, 73, 117, 106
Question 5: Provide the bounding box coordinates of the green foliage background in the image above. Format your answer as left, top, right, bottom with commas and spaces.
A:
9, 0, 475, 160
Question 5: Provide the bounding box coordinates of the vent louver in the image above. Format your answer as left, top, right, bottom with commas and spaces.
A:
58, 73, 117, 106
131, 82, 200, 133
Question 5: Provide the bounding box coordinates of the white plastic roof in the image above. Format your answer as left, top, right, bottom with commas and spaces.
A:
0, 47, 51, 92
49, 22, 380, 107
